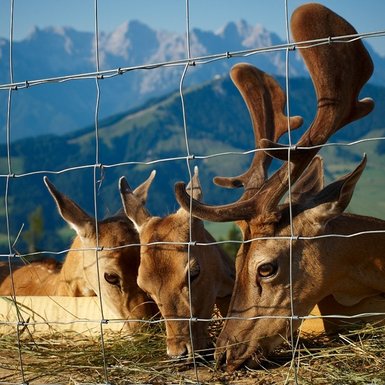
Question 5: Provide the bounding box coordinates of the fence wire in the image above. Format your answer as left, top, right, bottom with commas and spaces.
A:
1, 1, 385, 384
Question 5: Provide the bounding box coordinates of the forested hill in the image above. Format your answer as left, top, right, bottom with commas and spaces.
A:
1, 73, 385, 253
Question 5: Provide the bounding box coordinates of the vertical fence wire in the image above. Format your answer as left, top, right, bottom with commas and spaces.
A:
283, 0, 299, 383
180, 0, 200, 381
4, 1, 28, 383
91, 0, 111, 383
0, 1, 385, 384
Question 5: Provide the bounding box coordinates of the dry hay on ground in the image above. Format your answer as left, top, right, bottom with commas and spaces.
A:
1, 323, 385, 384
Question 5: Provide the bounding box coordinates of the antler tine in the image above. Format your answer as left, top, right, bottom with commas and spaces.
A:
213, 63, 303, 197
175, 3, 374, 222
258, 2, 374, 212
186, 166, 203, 201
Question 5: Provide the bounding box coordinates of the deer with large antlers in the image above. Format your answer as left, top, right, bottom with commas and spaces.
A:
119, 167, 235, 360
0, 175, 159, 331
174, 3, 385, 371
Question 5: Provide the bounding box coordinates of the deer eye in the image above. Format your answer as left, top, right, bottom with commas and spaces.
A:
104, 272, 121, 288
257, 263, 277, 278
188, 261, 200, 282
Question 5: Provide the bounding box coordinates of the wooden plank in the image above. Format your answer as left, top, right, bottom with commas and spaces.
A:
0, 296, 125, 335
2, 295, 382, 336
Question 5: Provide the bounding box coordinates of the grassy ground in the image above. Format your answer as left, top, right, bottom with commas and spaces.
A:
1, 322, 385, 384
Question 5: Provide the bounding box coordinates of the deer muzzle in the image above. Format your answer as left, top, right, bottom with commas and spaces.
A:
166, 336, 192, 360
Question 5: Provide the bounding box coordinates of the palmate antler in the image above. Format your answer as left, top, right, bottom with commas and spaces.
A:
175, 3, 374, 221
213, 63, 303, 197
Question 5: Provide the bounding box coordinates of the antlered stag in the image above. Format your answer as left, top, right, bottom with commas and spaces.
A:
175, 3, 385, 370
119, 167, 235, 360
0, 174, 159, 331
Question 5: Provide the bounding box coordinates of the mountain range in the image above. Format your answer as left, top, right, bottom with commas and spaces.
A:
1, 19, 385, 140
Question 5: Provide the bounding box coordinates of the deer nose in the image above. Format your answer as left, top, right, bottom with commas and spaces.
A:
167, 344, 189, 360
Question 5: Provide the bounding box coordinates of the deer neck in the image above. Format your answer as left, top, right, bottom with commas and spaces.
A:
323, 213, 385, 305
0, 259, 62, 296
202, 229, 235, 314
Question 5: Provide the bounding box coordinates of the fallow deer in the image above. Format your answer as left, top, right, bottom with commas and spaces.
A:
174, 3, 384, 370
0, 174, 159, 331
119, 167, 235, 360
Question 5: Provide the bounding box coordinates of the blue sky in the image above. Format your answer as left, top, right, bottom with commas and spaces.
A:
1, 0, 385, 56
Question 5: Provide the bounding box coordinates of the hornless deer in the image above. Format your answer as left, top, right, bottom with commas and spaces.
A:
174, 3, 385, 371
0, 174, 159, 331
119, 167, 235, 360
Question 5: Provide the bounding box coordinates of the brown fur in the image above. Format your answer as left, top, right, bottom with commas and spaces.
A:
120, 169, 235, 359
174, 4, 377, 371
0, 177, 159, 332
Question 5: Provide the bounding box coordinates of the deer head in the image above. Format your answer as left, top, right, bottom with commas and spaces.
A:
119, 167, 234, 360
44, 172, 159, 331
174, 3, 374, 370
216, 156, 369, 370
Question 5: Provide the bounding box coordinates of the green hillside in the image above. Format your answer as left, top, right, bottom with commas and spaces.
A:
320, 128, 385, 218
0, 74, 385, 254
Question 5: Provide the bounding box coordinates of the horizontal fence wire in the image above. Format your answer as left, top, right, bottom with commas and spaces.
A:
2, 228, 385, 260
0, 30, 384, 92
1, 1, 385, 384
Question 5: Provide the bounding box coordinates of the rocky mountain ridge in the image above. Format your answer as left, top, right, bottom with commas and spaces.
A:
1, 19, 384, 140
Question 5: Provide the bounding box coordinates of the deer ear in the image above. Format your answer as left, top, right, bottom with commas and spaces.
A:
285, 156, 324, 205
119, 176, 151, 232
43, 177, 95, 239
302, 155, 366, 227
177, 166, 204, 222
133, 170, 156, 205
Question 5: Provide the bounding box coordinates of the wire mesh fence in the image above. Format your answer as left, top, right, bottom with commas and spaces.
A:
1, 0, 385, 384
